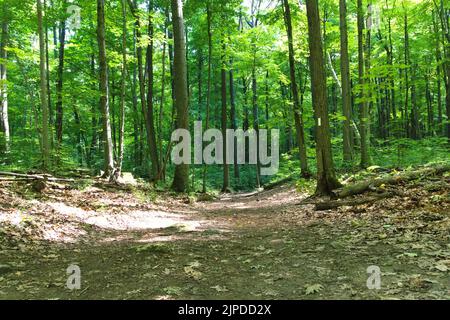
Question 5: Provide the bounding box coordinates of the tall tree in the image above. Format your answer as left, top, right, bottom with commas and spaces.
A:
229, 56, 240, 181
339, 0, 353, 162
97, 0, 115, 180
221, 37, 229, 192
357, 0, 371, 168
282, 0, 310, 177
55, 0, 67, 146
250, 0, 262, 188
0, 12, 9, 155
37, 0, 50, 170
305, 0, 341, 195
171, 0, 190, 192
202, 1, 212, 193
146, 0, 160, 179
117, 0, 127, 176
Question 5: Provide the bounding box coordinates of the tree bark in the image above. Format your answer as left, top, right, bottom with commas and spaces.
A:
305, 0, 341, 195
97, 0, 115, 180
0, 17, 10, 155
55, 1, 66, 146
357, 0, 371, 168
282, 0, 310, 178
202, 2, 212, 193
117, 0, 127, 176
37, 0, 50, 170
339, 0, 353, 162
221, 38, 229, 192
146, 0, 160, 179
171, 0, 190, 192
229, 57, 240, 180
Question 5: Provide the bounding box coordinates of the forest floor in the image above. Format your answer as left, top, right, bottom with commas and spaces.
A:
0, 170, 449, 300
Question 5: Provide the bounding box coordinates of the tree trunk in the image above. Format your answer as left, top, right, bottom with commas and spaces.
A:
0, 18, 10, 155
97, 0, 115, 180
433, 9, 443, 135
282, 0, 310, 178
221, 38, 229, 192
159, 24, 168, 168
339, 0, 353, 162
305, 0, 341, 195
202, 2, 212, 193
171, 0, 190, 192
117, 0, 127, 176
132, 28, 140, 167
404, 9, 410, 138
229, 58, 240, 180
44, 0, 53, 150
37, 0, 50, 170
357, 0, 371, 168
410, 65, 420, 140
55, 2, 66, 146
146, 0, 160, 179
128, 0, 159, 181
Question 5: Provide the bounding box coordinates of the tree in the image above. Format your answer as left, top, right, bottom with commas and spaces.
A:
339, 0, 353, 162
55, 0, 67, 146
282, 0, 310, 177
357, 0, 371, 168
305, 0, 341, 195
171, 0, 190, 192
37, 0, 50, 170
0, 8, 9, 155
221, 37, 229, 192
117, 0, 127, 176
146, 0, 160, 180
97, 0, 115, 180
202, 1, 213, 193
128, 0, 160, 181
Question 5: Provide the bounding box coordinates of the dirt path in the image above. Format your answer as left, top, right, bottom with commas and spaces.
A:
0, 179, 449, 299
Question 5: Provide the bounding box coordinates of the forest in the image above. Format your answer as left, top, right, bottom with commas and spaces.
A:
0, 0, 449, 301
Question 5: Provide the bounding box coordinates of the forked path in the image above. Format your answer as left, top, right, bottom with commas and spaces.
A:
0, 180, 449, 299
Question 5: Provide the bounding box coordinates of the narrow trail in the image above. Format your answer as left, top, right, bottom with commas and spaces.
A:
0, 179, 449, 299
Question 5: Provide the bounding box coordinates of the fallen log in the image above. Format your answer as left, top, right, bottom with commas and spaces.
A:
315, 193, 393, 211
0, 171, 75, 182
335, 165, 450, 199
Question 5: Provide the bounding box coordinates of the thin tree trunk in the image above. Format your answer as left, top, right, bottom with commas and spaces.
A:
117, 0, 127, 176
229, 57, 240, 180
159, 25, 168, 168
221, 38, 229, 192
357, 0, 371, 168
404, 8, 410, 138
146, 0, 160, 179
202, 2, 212, 193
37, 0, 50, 170
0, 18, 10, 155
55, 1, 66, 146
97, 0, 115, 180
128, 0, 159, 181
339, 0, 353, 162
44, 0, 53, 150
132, 29, 140, 167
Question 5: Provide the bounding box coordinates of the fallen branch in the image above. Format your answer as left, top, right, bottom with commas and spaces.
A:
335, 165, 450, 199
315, 192, 394, 211
0, 171, 75, 182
